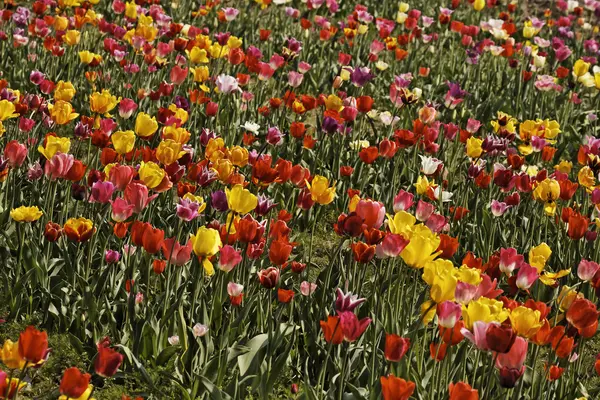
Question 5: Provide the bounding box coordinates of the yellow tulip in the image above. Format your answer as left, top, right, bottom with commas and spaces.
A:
193, 66, 210, 82
10, 206, 43, 222
0, 340, 26, 369
324, 95, 343, 112
0, 99, 18, 121
156, 140, 185, 165
462, 298, 509, 330
400, 225, 440, 269
387, 211, 416, 236
573, 59, 590, 78
63, 30, 81, 46
466, 137, 483, 158
473, 0, 485, 11
162, 126, 191, 144
90, 90, 118, 115
49, 101, 79, 125
557, 285, 582, 311
578, 166, 596, 188
533, 178, 560, 203
138, 161, 165, 189
111, 130, 135, 155
38, 135, 71, 159
54, 81, 76, 102
509, 306, 542, 338
125, 1, 137, 19
191, 227, 222, 275
226, 184, 258, 214
307, 175, 336, 205
189, 47, 209, 64
134, 112, 158, 138
228, 146, 249, 167
528, 243, 552, 272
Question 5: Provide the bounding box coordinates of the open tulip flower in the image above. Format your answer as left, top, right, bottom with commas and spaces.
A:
1, 0, 600, 398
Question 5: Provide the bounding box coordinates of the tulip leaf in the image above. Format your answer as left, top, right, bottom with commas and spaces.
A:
155, 345, 180, 367
237, 333, 268, 376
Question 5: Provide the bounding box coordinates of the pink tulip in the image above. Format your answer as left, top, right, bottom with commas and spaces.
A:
300, 281, 317, 296
577, 259, 600, 281
338, 311, 371, 342
425, 213, 446, 233
355, 199, 386, 229
474, 275, 503, 299
376, 234, 409, 258
436, 301, 462, 328
393, 190, 414, 212
287, 71, 304, 88
124, 182, 158, 213
496, 336, 527, 370
415, 200, 435, 222
227, 282, 244, 297
110, 197, 135, 222
335, 288, 366, 312
3, 140, 28, 167
216, 74, 239, 93
161, 238, 192, 266
105, 250, 121, 264
258, 62, 275, 81
466, 118, 482, 134
90, 181, 115, 203
222, 7, 240, 21
109, 164, 136, 190
118, 98, 138, 119
491, 200, 509, 217
515, 263, 538, 290
461, 320, 494, 350
44, 152, 74, 180
499, 248, 523, 276
455, 281, 477, 304
218, 245, 242, 272
176, 198, 199, 222
169, 65, 188, 85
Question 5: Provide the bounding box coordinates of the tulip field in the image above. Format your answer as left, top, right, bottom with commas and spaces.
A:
3, 0, 600, 398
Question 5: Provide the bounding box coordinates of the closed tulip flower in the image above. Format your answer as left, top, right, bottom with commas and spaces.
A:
191, 227, 222, 276
509, 306, 542, 338
134, 112, 158, 138
94, 338, 123, 378
138, 162, 166, 189
384, 333, 410, 362
380, 375, 415, 400
18, 326, 48, 363
306, 175, 336, 205
448, 382, 479, 400
59, 367, 90, 399
258, 266, 280, 289
111, 130, 136, 155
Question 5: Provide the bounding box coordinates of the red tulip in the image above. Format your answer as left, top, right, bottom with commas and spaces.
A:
380, 375, 415, 400
384, 334, 410, 362
18, 326, 48, 363
59, 367, 90, 398
448, 382, 479, 400
94, 338, 124, 377
257, 267, 280, 289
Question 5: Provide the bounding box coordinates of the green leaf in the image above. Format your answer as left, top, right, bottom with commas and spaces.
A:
155, 345, 180, 367
237, 333, 268, 376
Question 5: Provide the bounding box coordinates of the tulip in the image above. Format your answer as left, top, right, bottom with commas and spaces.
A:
59, 367, 91, 399
141, 226, 164, 254
320, 316, 344, 344
1, 340, 26, 369
306, 175, 336, 205
138, 161, 166, 189
218, 245, 242, 272
491, 200, 509, 217
257, 267, 280, 289
90, 89, 118, 114
355, 199, 386, 229
516, 263, 539, 290
110, 198, 135, 222
176, 198, 200, 221
10, 206, 43, 223
448, 382, 479, 400
486, 324, 516, 353
278, 288, 295, 303
566, 298, 600, 331
495, 337, 528, 387
161, 238, 192, 266
384, 334, 410, 362
124, 183, 158, 214
44, 152, 74, 180
38, 136, 71, 161
578, 259, 600, 281
415, 200, 435, 221
94, 338, 123, 378
335, 288, 366, 312
437, 301, 462, 328
509, 306, 542, 338
376, 234, 410, 258
108, 164, 135, 190
17, 326, 48, 363
4, 140, 28, 167
338, 311, 371, 342
134, 112, 158, 138
269, 239, 292, 266
44, 221, 62, 242
300, 281, 317, 296
499, 248, 523, 275
192, 323, 209, 338
90, 181, 115, 203
105, 250, 121, 264
226, 184, 258, 214
63, 217, 94, 242
380, 375, 415, 400
192, 227, 222, 275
